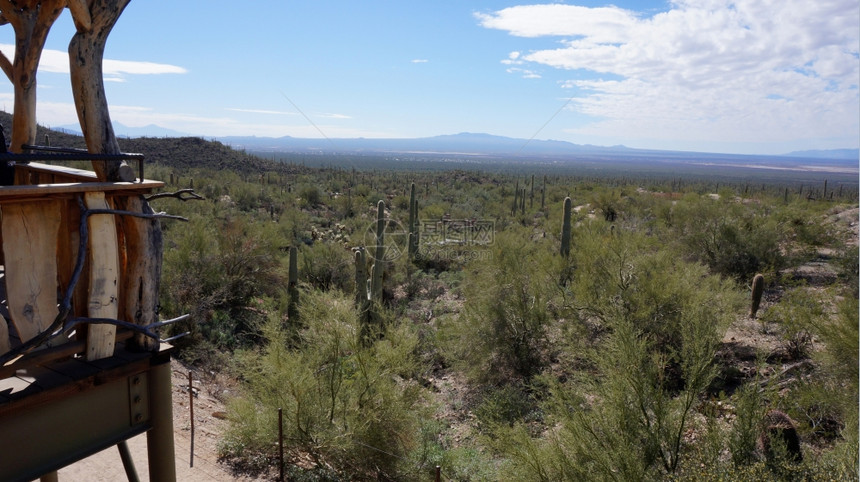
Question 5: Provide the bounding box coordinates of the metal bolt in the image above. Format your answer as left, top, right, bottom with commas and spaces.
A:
134, 413, 143, 423
132, 377, 140, 386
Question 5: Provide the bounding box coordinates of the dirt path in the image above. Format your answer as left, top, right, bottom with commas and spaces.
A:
55, 360, 263, 482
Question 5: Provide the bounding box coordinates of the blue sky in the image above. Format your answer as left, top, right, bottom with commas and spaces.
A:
0, 0, 857, 155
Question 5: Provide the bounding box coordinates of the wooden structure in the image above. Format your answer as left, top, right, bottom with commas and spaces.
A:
0, 2, 178, 480
0, 160, 177, 481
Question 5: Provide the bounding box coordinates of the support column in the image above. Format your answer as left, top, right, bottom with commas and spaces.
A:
146, 358, 176, 481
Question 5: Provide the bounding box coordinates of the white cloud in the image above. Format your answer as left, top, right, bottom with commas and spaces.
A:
227, 108, 297, 115
0, 44, 187, 77
475, 4, 638, 42
21, 99, 374, 139
506, 67, 541, 79
478, 0, 860, 149
317, 113, 352, 119
411, 59, 429, 63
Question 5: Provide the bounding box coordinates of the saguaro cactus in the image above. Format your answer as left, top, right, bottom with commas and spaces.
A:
560, 197, 572, 257
371, 200, 386, 301
353, 201, 387, 307
749, 273, 764, 318
541, 175, 546, 210
529, 174, 535, 208
354, 246, 368, 307
288, 245, 299, 321
408, 182, 419, 259
512, 180, 519, 216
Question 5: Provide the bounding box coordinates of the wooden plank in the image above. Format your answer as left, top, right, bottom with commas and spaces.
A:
116, 194, 162, 351
85, 192, 119, 360
0, 180, 163, 204
0, 201, 62, 346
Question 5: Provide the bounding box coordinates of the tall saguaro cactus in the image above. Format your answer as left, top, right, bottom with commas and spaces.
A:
560, 197, 572, 258
512, 180, 519, 216
529, 174, 535, 209
408, 182, 419, 259
354, 200, 387, 307
354, 246, 368, 307
288, 246, 299, 321
541, 175, 547, 210
371, 200, 385, 301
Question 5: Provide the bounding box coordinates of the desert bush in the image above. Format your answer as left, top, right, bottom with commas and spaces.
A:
300, 241, 355, 292
441, 227, 556, 382
161, 216, 283, 352
760, 288, 823, 360
492, 226, 742, 480
222, 289, 426, 479
298, 184, 322, 208
670, 194, 784, 280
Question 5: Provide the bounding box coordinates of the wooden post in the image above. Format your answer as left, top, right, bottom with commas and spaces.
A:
68, 0, 136, 182
0, 0, 65, 151
278, 408, 284, 482
84, 191, 119, 360
147, 358, 177, 481
189, 371, 194, 468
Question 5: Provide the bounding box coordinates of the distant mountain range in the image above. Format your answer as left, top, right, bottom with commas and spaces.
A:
55, 122, 859, 167
216, 132, 858, 171
57, 122, 191, 139
220, 131, 841, 157
217, 132, 641, 158
783, 148, 860, 160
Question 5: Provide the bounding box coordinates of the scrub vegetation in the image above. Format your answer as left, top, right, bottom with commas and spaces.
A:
36, 125, 856, 481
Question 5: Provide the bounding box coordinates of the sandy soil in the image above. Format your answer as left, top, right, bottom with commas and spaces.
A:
54, 359, 263, 482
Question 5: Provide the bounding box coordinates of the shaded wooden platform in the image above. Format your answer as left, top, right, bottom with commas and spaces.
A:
0, 342, 174, 482
0, 161, 176, 481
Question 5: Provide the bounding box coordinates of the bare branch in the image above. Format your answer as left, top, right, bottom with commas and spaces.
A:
0, 50, 11, 81
146, 188, 205, 202
86, 207, 190, 222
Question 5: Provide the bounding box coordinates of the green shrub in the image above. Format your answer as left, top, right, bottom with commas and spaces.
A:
299, 184, 322, 207
493, 227, 743, 479
222, 289, 426, 478
670, 194, 785, 280
300, 241, 355, 292
441, 227, 556, 382
760, 288, 823, 360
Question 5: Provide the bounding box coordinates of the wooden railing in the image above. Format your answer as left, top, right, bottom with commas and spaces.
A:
0, 162, 164, 371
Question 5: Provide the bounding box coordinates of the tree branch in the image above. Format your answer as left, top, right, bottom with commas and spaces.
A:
146, 188, 205, 202
0, 50, 11, 81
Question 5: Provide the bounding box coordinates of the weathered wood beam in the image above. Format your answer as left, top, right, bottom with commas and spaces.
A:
84, 191, 119, 360
68, 0, 134, 181
0, 0, 65, 151
66, 0, 93, 32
